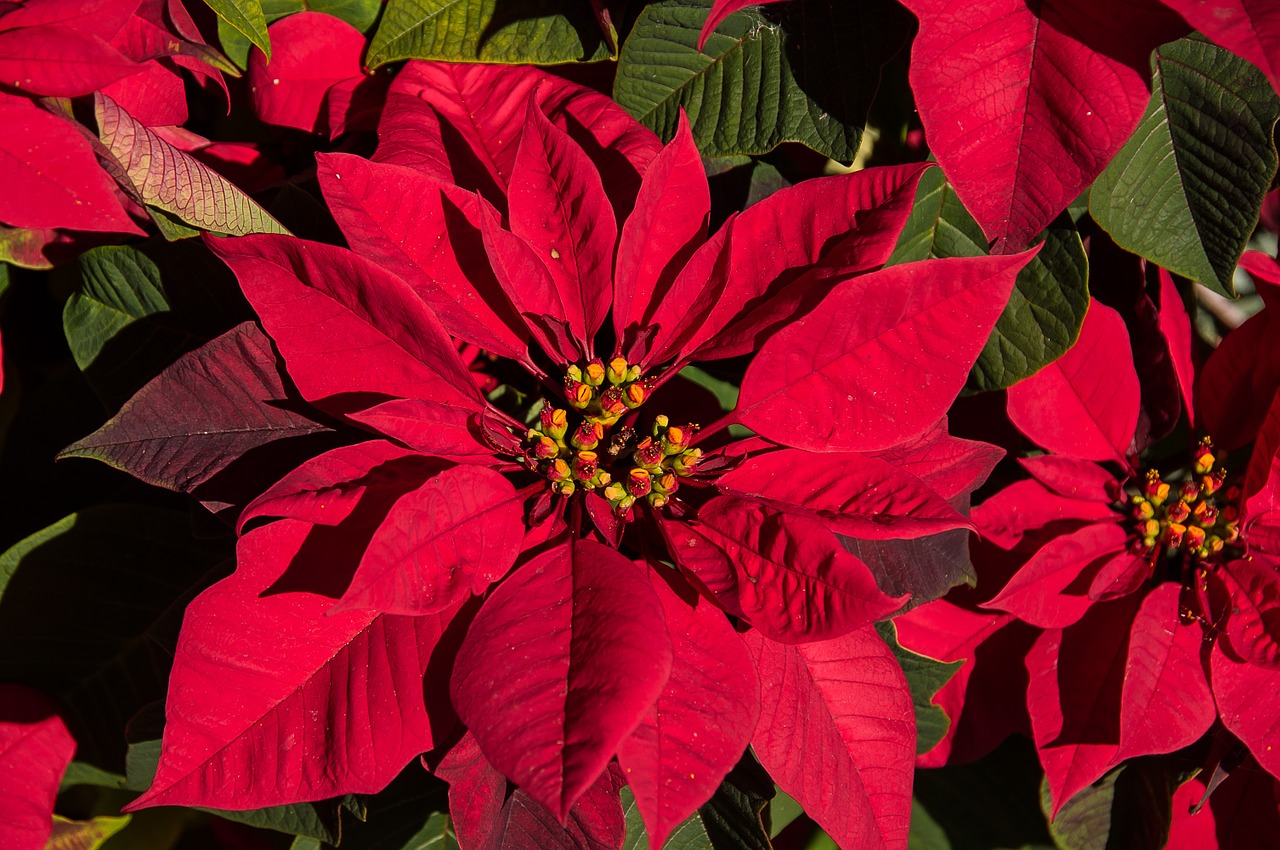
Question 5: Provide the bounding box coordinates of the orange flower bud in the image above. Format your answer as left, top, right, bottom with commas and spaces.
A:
568, 381, 593, 409
672, 448, 702, 476
540, 406, 569, 440
571, 421, 603, 451
1185, 525, 1206, 550
623, 382, 646, 409
599, 386, 626, 417
547, 458, 571, 482
627, 468, 652, 497
1163, 522, 1186, 548
532, 435, 559, 459
1132, 500, 1154, 520
1166, 500, 1190, 523
1194, 439, 1216, 474
634, 437, 663, 469
607, 356, 629, 385
584, 358, 606, 387
573, 451, 598, 482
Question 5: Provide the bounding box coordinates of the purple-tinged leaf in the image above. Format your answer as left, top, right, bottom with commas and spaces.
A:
61, 322, 333, 493
95, 93, 289, 236
736, 253, 1030, 452
127, 519, 459, 810
336, 465, 525, 615
616, 570, 760, 850
1007, 300, 1140, 464
450, 540, 672, 820
746, 626, 915, 850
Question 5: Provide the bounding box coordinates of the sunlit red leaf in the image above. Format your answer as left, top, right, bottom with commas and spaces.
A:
646, 163, 930, 366
1030, 595, 1139, 816
208, 234, 481, 412
450, 540, 673, 819
336, 465, 525, 615
127, 519, 457, 810
716, 446, 970, 539
687, 497, 906, 642
616, 571, 760, 850
1008, 299, 1140, 463
374, 62, 659, 214
0, 0, 140, 35
0, 25, 139, 96
900, 0, 1186, 249
0, 685, 75, 850
509, 99, 616, 347
973, 479, 1120, 550
1158, 268, 1197, 427
746, 626, 915, 850
1160, 0, 1280, 93
1115, 583, 1214, 762
346, 398, 498, 461
1216, 558, 1280, 668
1212, 641, 1280, 780
1167, 765, 1280, 850
613, 111, 708, 350
983, 522, 1128, 628
736, 252, 1030, 452
0, 102, 138, 232
248, 13, 368, 136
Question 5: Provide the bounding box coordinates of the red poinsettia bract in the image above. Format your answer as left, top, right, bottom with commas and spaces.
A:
115, 62, 1036, 850
924, 259, 1280, 831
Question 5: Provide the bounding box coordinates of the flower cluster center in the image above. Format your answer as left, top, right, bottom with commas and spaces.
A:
1127, 438, 1240, 560
521, 357, 702, 516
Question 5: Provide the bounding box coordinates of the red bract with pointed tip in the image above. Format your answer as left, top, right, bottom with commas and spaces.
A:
94, 60, 1034, 847
946, 280, 1280, 817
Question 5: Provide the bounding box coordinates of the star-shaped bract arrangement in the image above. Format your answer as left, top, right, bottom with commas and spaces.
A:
100, 61, 1037, 850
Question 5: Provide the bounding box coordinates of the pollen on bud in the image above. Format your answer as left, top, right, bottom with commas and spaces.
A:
634, 437, 663, 469
532, 435, 559, 459
599, 386, 626, 418
672, 448, 702, 476
540, 406, 569, 441
568, 381, 593, 409
547, 458, 571, 482
1185, 525, 1207, 550
584, 358, 606, 387
653, 470, 679, 495
1166, 500, 1190, 523
1202, 469, 1227, 495
607, 356, 629, 386
1194, 439, 1216, 474
1144, 470, 1170, 504
1163, 522, 1186, 548
571, 421, 603, 451
1193, 501, 1217, 525
1179, 480, 1199, 503
627, 468, 652, 498
572, 451, 599, 483
623, 382, 646, 409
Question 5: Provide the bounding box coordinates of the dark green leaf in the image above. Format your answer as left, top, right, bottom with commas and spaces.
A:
875, 621, 962, 755
0, 506, 229, 768
913, 737, 1056, 850
1040, 760, 1179, 850
766, 790, 802, 839
1090, 35, 1280, 298
614, 0, 910, 160
126, 738, 363, 841
60, 762, 128, 791
203, 0, 272, 61
888, 167, 1089, 391
366, 0, 610, 69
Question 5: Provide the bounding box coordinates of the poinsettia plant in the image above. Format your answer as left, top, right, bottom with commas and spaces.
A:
3, 0, 1280, 849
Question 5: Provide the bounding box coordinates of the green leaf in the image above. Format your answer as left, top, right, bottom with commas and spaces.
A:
218, 0, 382, 68
913, 737, 1056, 850
60, 761, 129, 791
48, 814, 131, 850
888, 167, 1089, 391
1040, 761, 1179, 850
1090, 35, 1280, 298
622, 754, 774, 850
875, 621, 962, 755
366, 0, 610, 69
203, 0, 272, 61
0, 507, 229, 769
767, 789, 803, 839
96, 94, 290, 237
614, 0, 910, 160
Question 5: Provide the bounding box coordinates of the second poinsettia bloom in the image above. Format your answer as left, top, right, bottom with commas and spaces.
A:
128, 61, 1037, 850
